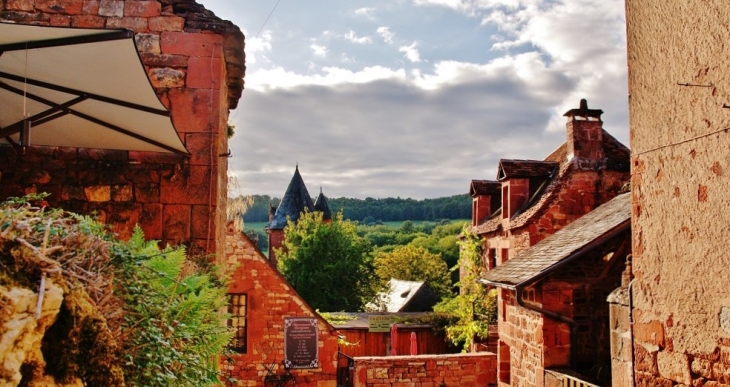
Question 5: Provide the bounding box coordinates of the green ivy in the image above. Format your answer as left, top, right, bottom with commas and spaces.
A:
433, 225, 497, 351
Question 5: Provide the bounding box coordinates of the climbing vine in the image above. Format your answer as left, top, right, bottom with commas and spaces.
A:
434, 225, 497, 351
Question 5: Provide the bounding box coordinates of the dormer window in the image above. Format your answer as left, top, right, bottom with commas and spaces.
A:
497, 159, 558, 220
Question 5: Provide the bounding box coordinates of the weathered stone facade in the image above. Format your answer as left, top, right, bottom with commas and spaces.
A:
0, 0, 244, 264
352, 353, 497, 387
469, 102, 631, 386
224, 222, 340, 387
626, 1, 730, 386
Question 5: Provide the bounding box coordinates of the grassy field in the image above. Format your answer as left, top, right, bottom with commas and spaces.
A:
243, 219, 469, 234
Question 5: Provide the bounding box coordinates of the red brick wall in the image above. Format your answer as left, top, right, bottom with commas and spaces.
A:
473, 196, 491, 227
224, 223, 340, 387
482, 168, 627, 263
497, 288, 563, 387
0, 1, 238, 262
352, 353, 497, 387
267, 228, 285, 266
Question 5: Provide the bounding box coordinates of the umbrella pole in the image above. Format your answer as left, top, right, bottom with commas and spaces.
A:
20, 119, 30, 154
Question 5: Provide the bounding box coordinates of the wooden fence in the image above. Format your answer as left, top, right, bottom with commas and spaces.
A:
337, 325, 460, 358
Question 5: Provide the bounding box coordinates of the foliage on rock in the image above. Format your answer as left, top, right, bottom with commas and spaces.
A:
277, 210, 376, 312
0, 195, 231, 386
117, 228, 232, 387
434, 225, 497, 351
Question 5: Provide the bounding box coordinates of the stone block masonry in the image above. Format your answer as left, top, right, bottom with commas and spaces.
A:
626, 2, 730, 386
352, 353, 497, 387
0, 1, 245, 264
224, 223, 341, 387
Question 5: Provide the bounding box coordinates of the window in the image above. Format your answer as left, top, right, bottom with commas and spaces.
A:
488, 248, 497, 269
228, 293, 247, 353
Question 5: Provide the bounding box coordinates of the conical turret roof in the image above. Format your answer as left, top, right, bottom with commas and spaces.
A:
266, 166, 315, 230
313, 187, 332, 220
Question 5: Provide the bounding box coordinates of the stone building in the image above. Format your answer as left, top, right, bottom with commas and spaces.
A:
265, 166, 331, 266
0, 0, 244, 264
623, 1, 730, 385
224, 222, 341, 386
481, 192, 631, 386
466, 100, 631, 386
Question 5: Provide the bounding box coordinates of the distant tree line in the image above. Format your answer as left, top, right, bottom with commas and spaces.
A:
242, 194, 471, 223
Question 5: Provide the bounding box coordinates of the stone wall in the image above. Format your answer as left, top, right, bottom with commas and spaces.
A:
608, 287, 633, 387
224, 223, 340, 387
352, 353, 497, 387
0, 0, 244, 263
497, 287, 571, 387
482, 168, 628, 273
626, 1, 730, 385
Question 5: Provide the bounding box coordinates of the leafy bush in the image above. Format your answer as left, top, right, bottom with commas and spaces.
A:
117, 228, 232, 386
0, 195, 231, 386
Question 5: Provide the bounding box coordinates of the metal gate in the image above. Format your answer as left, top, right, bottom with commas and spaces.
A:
336, 349, 354, 387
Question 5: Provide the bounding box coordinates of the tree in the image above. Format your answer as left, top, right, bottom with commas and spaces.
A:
373, 245, 452, 298
277, 210, 376, 311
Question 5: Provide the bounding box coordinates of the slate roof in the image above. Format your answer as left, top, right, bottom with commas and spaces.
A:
368, 279, 439, 313
266, 166, 315, 230
470, 180, 501, 197
327, 312, 433, 329
497, 160, 559, 180
480, 192, 631, 287
313, 188, 332, 220
472, 129, 630, 234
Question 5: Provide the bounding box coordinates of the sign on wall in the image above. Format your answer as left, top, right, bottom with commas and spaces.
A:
284, 317, 319, 369
368, 314, 393, 333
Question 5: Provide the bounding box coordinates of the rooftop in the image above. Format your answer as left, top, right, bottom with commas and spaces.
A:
480, 192, 631, 287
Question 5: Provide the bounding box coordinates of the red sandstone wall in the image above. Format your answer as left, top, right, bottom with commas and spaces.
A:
0, 1, 237, 262
626, 2, 730, 386
352, 353, 497, 387
224, 223, 340, 387
497, 288, 571, 387
482, 168, 628, 267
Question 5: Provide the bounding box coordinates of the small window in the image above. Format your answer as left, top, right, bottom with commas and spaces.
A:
228, 293, 247, 353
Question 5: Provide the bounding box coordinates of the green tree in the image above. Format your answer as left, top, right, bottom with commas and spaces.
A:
373, 245, 452, 298
400, 219, 415, 233
277, 210, 376, 311
434, 225, 497, 351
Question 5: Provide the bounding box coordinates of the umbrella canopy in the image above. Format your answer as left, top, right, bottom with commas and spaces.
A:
0, 22, 188, 155
390, 323, 398, 356
410, 332, 418, 356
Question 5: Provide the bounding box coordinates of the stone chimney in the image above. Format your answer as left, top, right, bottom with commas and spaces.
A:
563, 99, 604, 168
268, 203, 276, 223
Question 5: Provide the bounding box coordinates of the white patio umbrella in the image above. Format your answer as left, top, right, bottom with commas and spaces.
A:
0, 22, 188, 155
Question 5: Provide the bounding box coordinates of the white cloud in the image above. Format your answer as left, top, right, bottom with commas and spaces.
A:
399, 42, 421, 62
377, 26, 395, 44
245, 66, 407, 90
344, 30, 372, 44
242, 30, 272, 65
413, 0, 536, 13
310, 44, 328, 57
479, 0, 627, 132
355, 7, 376, 19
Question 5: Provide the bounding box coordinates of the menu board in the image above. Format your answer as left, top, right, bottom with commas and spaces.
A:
284, 317, 319, 369
368, 314, 393, 332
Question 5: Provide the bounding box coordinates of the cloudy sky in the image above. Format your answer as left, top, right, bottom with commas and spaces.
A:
202, 0, 629, 200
